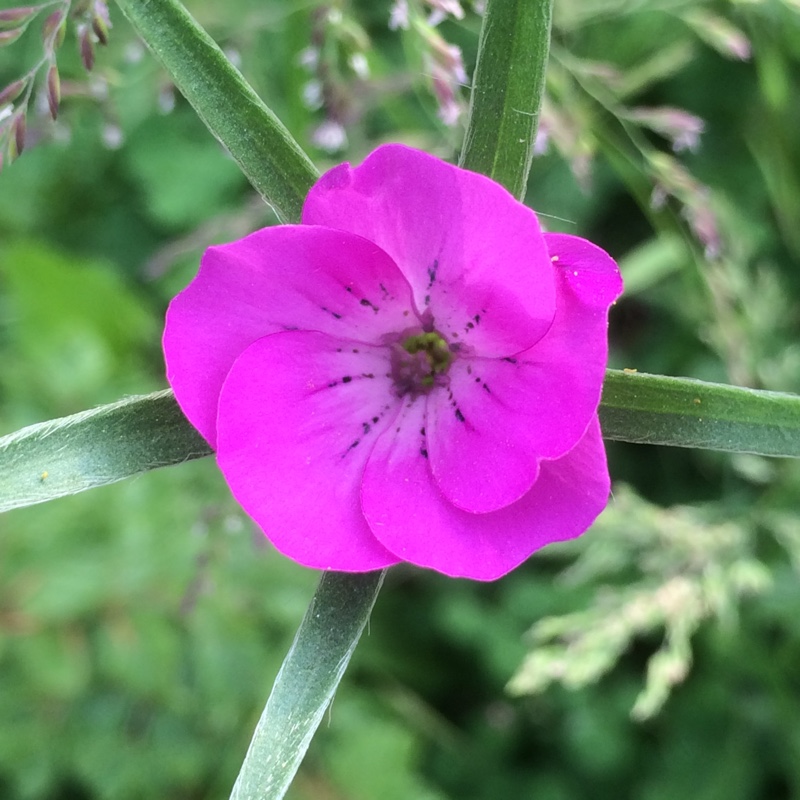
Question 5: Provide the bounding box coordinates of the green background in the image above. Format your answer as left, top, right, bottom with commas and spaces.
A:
2, 0, 800, 797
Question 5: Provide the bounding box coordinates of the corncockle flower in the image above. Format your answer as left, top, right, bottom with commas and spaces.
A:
164, 145, 622, 580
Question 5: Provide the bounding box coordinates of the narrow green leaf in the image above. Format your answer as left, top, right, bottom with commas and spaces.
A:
113, 0, 318, 222
459, 0, 553, 198
230, 569, 386, 800
600, 370, 800, 457
2, 371, 798, 515
0, 390, 212, 513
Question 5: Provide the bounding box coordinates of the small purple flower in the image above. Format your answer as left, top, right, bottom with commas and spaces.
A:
164, 145, 623, 580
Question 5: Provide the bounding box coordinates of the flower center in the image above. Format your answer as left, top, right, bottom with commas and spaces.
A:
391, 330, 453, 397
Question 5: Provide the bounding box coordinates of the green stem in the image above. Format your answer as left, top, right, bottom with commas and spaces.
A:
459, 0, 553, 198
600, 369, 800, 457
113, 0, 318, 222
229, 569, 386, 800
3, 371, 798, 515
0, 390, 211, 514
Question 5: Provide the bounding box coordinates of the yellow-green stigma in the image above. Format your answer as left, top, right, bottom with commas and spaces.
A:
391, 330, 453, 397
403, 331, 453, 379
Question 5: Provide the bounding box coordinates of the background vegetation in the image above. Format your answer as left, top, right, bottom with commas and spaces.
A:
1, 0, 799, 797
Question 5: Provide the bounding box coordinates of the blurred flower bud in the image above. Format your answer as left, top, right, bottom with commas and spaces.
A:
223, 47, 241, 69
88, 75, 108, 99
430, 64, 463, 126
297, 46, 319, 70
311, 118, 347, 152
0, 78, 26, 107
9, 112, 26, 158
0, 26, 25, 45
684, 198, 721, 260
650, 185, 668, 210
42, 10, 66, 48
92, 13, 109, 45
349, 52, 369, 79
102, 122, 123, 149
0, 6, 39, 25
92, 1, 112, 39
426, 0, 465, 26
158, 84, 176, 114
533, 121, 549, 156
649, 153, 722, 259
682, 10, 751, 61
626, 106, 705, 153
302, 79, 323, 110
389, 0, 410, 30
46, 62, 60, 120
79, 24, 95, 70
124, 40, 144, 63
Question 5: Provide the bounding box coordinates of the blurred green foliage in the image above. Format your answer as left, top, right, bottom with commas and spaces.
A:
1, 0, 800, 798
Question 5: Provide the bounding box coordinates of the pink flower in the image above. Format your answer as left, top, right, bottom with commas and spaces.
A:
163, 145, 622, 580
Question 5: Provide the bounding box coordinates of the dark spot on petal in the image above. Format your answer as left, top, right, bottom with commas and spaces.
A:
345, 286, 353, 293
424, 294, 430, 306
420, 427, 426, 436
427, 261, 438, 289
342, 376, 352, 383
466, 322, 474, 330
455, 408, 465, 423
328, 381, 338, 388
360, 298, 379, 313
362, 422, 371, 435
372, 416, 379, 424
420, 448, 428, 458
341, 438, 360, 458
352, 348, 360, 353
362, 372, 374, 379
503, 357, 517, 364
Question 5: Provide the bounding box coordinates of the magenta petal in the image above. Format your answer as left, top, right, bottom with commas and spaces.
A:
426, 358, 541, 513
426, 235, 622, 513
164, 225, 414, 446
363, 414, 610, 581
543, 233, 624, 309
303, 144, 556, 356
216, 330, 401, 572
